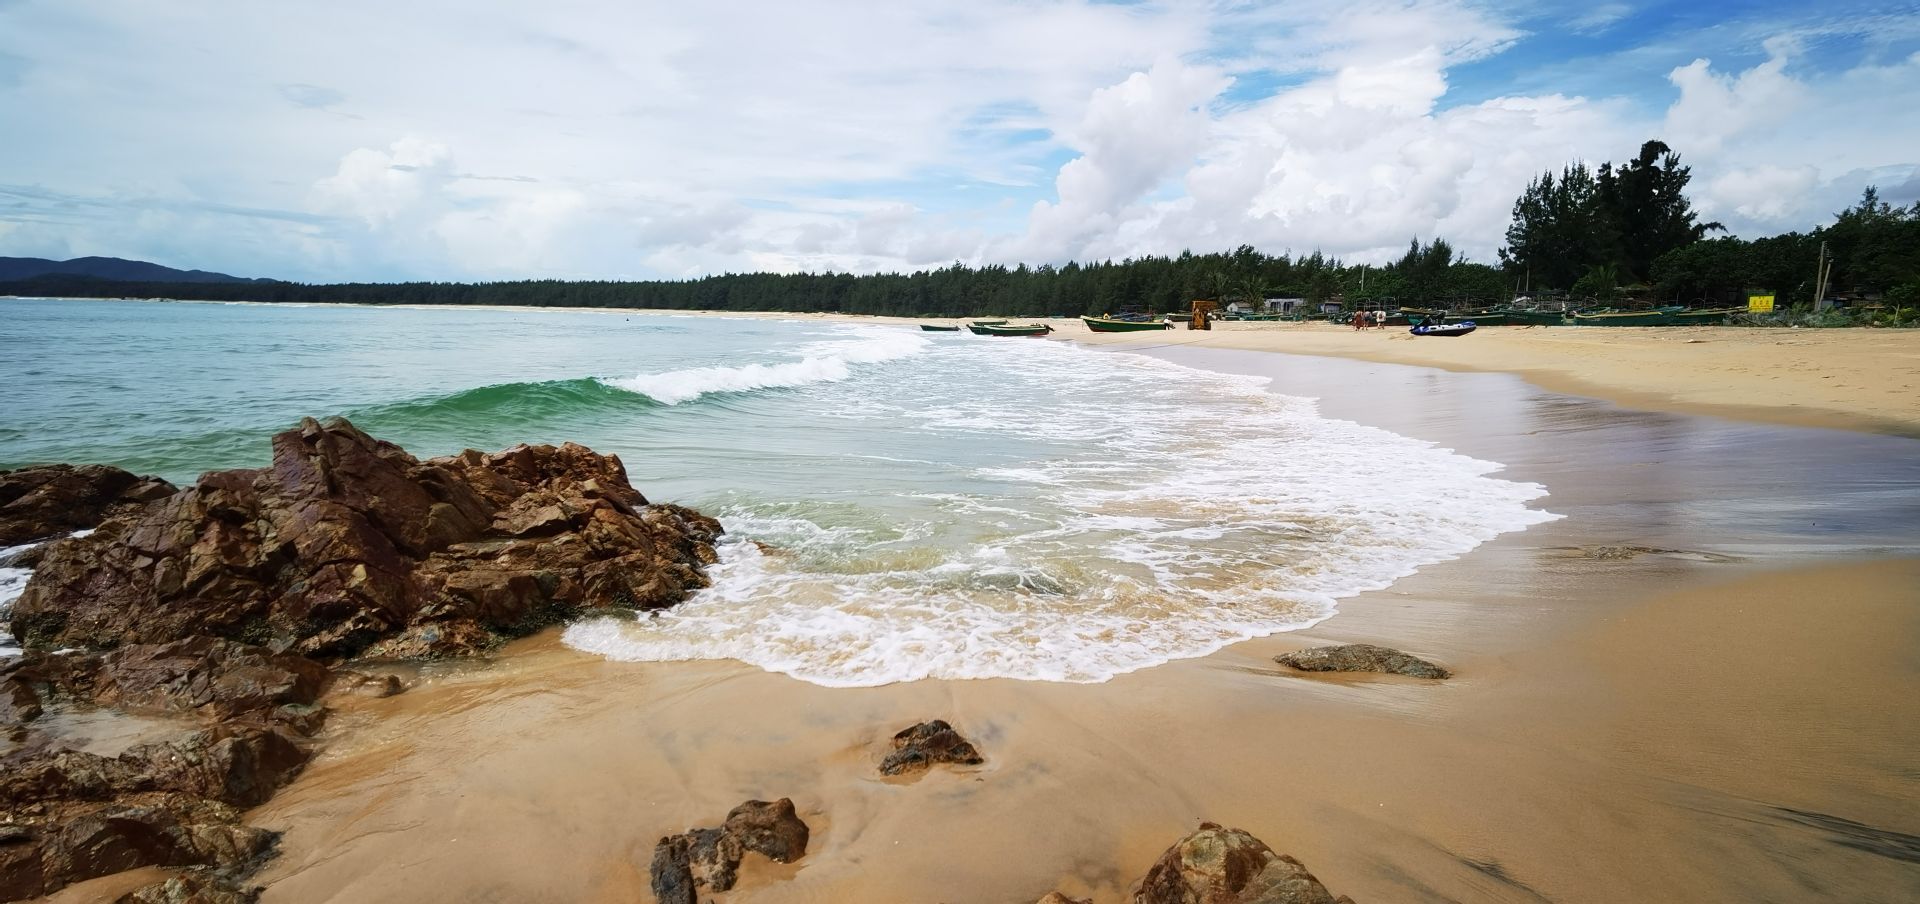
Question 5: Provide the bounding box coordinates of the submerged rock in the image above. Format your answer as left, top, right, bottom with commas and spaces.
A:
1273, 644, 1450, 680
1135, 823, 1353, 904
0, 464, 176, 546
11, 417, 722, 659
648, 798, 810, 902
879, 719, 985, 776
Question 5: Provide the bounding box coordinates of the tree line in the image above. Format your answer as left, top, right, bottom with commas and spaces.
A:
3, 139, 1913, 316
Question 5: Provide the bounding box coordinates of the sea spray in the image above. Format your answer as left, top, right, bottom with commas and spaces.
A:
563, 334, 1562, 686
610, 328, 929, 404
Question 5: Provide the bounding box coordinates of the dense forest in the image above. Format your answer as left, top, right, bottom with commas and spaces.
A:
3, 140, 1914, 318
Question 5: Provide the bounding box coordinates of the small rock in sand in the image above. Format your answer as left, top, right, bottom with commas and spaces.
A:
1274, 643, 1450, 679
1135, 823, 1355, 904
649, 798, 810, 903
879, 719, 985, 776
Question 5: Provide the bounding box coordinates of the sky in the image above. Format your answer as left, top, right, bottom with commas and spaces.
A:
1, 0, 1917, 282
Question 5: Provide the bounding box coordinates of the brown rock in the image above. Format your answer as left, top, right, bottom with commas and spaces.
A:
115, 871, 260, 903
12, 417, 721, 660
879, 719, 985, 776
1273, 644, 1450, 680
0, 794, 274, 900
0, 464, 176, 546
1134, 823, 1348, 904
648, 798, 810, 900
326, 671, 405, 699
10, 638, 330, 723
1037, 894, 1094, 904
722, 798, 809, 864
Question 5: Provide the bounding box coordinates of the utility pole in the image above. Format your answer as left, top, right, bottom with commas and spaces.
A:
1813, 241, 1831, 310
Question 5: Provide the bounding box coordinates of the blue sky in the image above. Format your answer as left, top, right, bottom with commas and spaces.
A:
0, 0, 1916, 281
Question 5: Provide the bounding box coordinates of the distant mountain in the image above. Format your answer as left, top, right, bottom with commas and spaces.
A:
0, 256, 272, 284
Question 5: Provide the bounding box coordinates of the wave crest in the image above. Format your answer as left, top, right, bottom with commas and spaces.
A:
607, 329, 927, 405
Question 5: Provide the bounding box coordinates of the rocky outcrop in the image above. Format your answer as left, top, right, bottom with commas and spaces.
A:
115, 871, 260, 904
11, 417, 722, 659
1135, 824, 1354, 904
0, 639, 329, 899
879, 720, 985, 776
2, 420, 725, 901
1273, 644, 1450, 680
0, 464, 176, 546
1035, 894, 1093, 904
650, 799, 810, 903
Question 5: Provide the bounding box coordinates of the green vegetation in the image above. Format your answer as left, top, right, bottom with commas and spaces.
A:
3, 140, 1912, 323
1652, 187, 1920, 309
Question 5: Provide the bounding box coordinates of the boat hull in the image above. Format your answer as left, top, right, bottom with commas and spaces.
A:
920, 324, 960, 331
1668, 309, 1739, 324
1083, 316, 1173, 332
969, 323, 1054, 337
1499, 309, 1569, 325
1572, 311, 1675, 326
1410, 322, 1477, 337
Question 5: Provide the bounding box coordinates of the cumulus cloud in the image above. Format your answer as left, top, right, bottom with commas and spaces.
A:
0, 0, 1915, 279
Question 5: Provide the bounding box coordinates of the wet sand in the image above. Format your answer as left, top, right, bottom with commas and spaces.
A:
53, 347, 1917, 903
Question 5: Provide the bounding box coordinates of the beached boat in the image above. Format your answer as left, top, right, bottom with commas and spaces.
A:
1668, 308, 1739, 324
1572, 310, 1674, 326
1457, 311, 1509, 326
1083, 316, 1172, 333
969, 323, 1053, 337
1499, 309, 1569, 325
920, 324, 960, 332
1410, 322, 1477, 337
970, 320, 1007, 327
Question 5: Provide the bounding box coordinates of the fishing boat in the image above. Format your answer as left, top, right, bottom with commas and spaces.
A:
1571, 310, 1674, 326
1457, 311, 1510, 326
1668, 308, 1739, 324
1410, 321, 1477, 337
1083, 315, 1173, 333
969, 322, 1053, 337
1498, 309, 1569, 325
920, 324, 960, 332
971, 320, 1008, 327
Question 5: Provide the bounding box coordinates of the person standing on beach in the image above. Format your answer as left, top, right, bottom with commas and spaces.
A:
1373, 310, 1386, 329
1352, 310, 1366, 330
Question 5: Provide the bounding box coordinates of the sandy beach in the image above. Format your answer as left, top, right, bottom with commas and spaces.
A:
35, 338, 1916, 903
745, 312, 1920, 437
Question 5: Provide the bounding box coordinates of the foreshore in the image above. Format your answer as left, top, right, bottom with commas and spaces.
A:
35, 338, 1914, 903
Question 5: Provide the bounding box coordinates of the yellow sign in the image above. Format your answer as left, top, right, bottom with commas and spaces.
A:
1748, 294, 1775, 313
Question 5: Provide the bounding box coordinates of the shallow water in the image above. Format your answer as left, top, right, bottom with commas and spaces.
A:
1, 298, 1557, 683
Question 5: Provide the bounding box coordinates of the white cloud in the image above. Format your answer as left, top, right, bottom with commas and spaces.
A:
0, 1, 1915, 279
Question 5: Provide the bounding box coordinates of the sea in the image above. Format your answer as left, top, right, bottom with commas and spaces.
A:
0, 297, 1558, 681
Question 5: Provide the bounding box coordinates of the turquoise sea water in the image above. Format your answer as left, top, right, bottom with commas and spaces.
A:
1, 297, 1557, 682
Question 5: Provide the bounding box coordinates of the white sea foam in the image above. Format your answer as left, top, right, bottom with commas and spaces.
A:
0, 540, 46, 658
564, 332, 1562, 687
605, 327, 928, 404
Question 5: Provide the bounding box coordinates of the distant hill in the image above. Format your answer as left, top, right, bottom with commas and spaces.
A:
0, 256, 271, 284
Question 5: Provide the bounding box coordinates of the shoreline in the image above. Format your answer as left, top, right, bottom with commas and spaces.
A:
10, 294, 1915, 437
119, 341, 1918, 903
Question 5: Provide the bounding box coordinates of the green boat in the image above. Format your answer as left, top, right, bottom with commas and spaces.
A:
969, 322, 1053, 337
1083, 315, 1172, 333
920, 324, 961, 332
971, 320, 1007, 327
1571, 310, 1675, 326
1498, 309, 1569, 325
1668, 308, 1739, 324
1458, 312, 1510, 326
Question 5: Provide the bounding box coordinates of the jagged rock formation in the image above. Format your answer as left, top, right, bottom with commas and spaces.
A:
0, 464, 175, 546
879, 719, 985, 776
11, 417, 722, 659
650, 799, 810, 904
1273, 644, 1451, 680
1, 419, 724, 901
